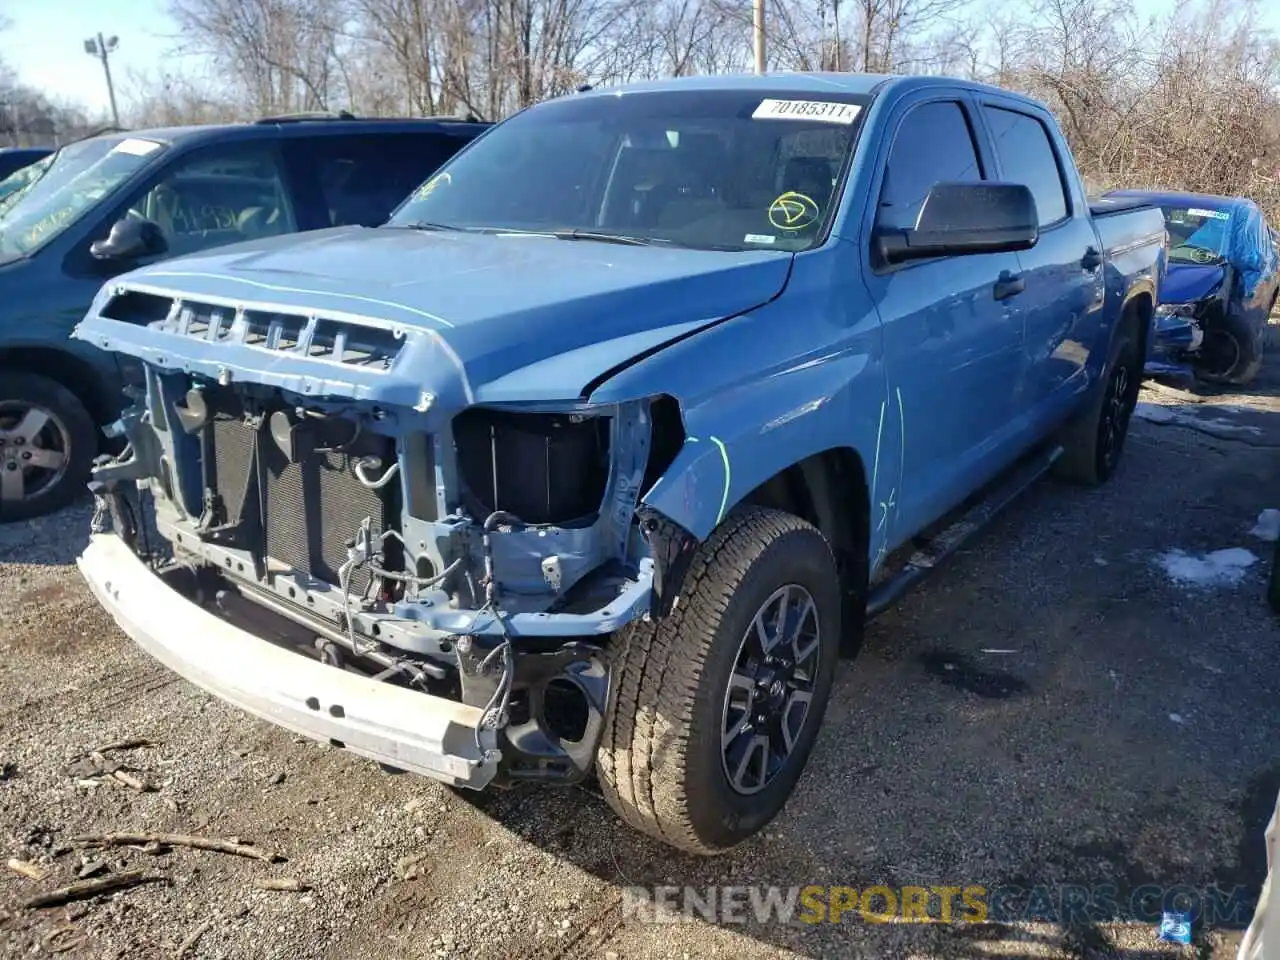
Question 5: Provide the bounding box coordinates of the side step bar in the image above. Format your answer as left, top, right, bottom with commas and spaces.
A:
865, 444, 1064, 620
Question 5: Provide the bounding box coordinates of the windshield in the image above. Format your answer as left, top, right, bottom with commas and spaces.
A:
386, 89, 869, 252
0, 136, 166, 264
0, 154, 53, 210
1162, 204, 1232, 264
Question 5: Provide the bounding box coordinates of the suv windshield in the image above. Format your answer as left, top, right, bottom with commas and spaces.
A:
0, 155, 53, 209
0, 135, 166, 265
386, 89, 869, 252
1162, 204, 1231, 264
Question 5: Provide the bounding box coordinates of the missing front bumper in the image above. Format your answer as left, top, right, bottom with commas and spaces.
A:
77, 533, 500, 789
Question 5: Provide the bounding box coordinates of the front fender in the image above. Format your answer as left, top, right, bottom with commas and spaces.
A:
640, 351, 875, 541
589, 264, 889, 543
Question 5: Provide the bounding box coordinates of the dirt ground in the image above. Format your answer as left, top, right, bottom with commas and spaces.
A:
3, 353, 1280, 960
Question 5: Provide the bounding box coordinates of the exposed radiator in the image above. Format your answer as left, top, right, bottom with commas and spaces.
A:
202, 392, 398, 597
260, 432, 394, 594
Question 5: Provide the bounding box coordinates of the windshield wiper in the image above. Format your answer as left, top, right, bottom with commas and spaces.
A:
1169, 248, 1225, 264
552, 228, 663, 246
394, 220, 473, 232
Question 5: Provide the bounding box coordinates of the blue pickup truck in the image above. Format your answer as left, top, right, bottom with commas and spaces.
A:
71, 73, 1165, 854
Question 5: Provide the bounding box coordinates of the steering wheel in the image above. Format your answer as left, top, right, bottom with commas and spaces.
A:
1171, 244, 1219, 264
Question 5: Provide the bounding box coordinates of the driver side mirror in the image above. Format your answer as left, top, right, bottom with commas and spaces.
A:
876, 182, 1039, 265
90, 217, 168, 262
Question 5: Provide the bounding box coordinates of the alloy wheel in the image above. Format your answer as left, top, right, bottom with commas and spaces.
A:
1099, 360, 1134, 473
0, 401, 71, 504
1198, 328, 1241, 379
720, 584, 821, 796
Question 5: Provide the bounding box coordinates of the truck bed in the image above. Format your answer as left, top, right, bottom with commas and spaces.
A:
1089, 196, 1158, 218
1091, 199, 1166, 267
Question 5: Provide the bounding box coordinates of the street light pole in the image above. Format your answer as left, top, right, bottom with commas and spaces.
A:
753, 0, 766, 74
83, 33, 121, 128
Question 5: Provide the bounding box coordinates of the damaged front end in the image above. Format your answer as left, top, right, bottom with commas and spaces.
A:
1146, 266, 1230, 376
74, 286, 695, 788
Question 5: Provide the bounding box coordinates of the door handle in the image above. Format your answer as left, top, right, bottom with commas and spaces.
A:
1081, 246, 1103, 270
993, 271, 1025, 301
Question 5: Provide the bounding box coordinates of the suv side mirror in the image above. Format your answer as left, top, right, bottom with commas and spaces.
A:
90, 217, 168, 262
876, 182, 1039, 264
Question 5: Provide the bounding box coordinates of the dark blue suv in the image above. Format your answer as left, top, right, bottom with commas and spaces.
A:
0, 114, 488, 521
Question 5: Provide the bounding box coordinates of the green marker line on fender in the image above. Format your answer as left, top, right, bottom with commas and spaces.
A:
710, 436, 731, 525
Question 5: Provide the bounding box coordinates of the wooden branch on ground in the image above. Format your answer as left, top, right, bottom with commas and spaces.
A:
252, 877, 309, 892
20, 870, 166, 909
175, 918, 213, 959
69, 832, 282, 863
5, 858, 49, 882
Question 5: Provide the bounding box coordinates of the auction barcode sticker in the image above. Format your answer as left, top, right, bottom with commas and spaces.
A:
111, 138, 163, 157
1187, 207, 1230, 220
752, 99, 861, 124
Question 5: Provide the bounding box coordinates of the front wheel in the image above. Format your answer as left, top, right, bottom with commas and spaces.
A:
596, 506, 841, 855
1195, 300, 1269, 386
0, 372, 96, 523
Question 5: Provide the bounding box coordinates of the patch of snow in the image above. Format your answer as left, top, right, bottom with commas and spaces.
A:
1169, 713, 1186, 725
1195, 416, 1263, 436
1155, 547, 1259, 587
1094, 556, 1109, 566
1250, 509, 1280, 542
1134, 402, 1175, 424
1133, 402, 1262, 437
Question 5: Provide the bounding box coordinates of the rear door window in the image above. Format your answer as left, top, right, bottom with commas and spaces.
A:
303, 133, 463, 227
981, 106, 1069, 226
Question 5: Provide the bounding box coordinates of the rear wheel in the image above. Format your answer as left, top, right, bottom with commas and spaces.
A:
596, 507, 841, 854
0, 372, 96, 523
1053, 317, 1141, 487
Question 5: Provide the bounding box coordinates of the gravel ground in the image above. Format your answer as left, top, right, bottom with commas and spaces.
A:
2, 357, 1280, 959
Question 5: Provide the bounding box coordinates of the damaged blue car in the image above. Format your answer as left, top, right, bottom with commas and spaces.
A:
1108, 189, 1279, 384
71, 73, 1165, 853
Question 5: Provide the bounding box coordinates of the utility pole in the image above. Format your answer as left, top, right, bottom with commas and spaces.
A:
832, 0, 842, 71
753, 0, 766, 74
83, 33, 121, 128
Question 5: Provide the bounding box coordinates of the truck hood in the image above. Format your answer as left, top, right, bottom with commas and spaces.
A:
1161, 263, 1225, 304
76, 226, 792, 406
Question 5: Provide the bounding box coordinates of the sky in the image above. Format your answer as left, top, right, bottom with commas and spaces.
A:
2, 0, 181, 119
3, 0, 1280, 118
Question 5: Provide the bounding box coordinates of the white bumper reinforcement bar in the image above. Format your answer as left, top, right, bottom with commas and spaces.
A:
76, 534, 499, 789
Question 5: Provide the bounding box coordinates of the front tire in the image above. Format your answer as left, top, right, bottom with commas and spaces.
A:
597, 507, 841, 855
0, 372, 96, 523
1195, 301, 1267, 386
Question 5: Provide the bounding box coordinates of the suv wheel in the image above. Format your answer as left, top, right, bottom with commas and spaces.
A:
0, 372, 96, 523
1195, 300, 1267, 386
596, 506, 841, 854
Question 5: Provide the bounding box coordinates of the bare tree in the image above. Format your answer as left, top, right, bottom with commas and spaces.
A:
167, 0, 352, 116
87, 0, 1280, 222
